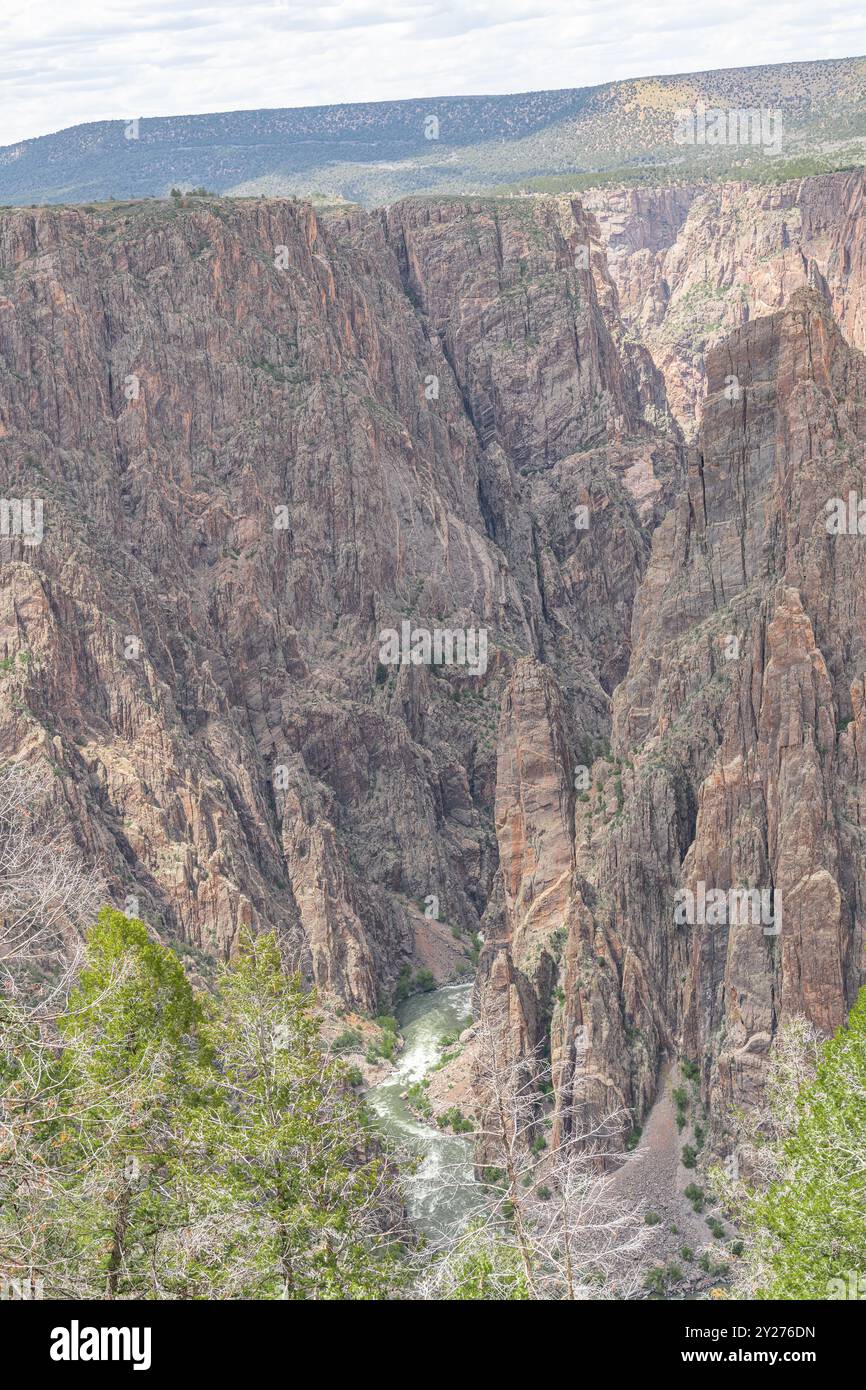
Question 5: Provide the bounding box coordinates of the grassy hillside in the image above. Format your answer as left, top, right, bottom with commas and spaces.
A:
0, 56, 864, 208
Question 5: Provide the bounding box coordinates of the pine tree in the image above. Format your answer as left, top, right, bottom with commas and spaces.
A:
48, 908, 201, 1298
176, 931, 403, 1299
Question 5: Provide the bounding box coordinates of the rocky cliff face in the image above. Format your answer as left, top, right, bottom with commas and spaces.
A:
1, 180, 863, 1152
613, 290, 866, 1133
481, 288, 866, 1153
0, 193, 676, 1017
585, 170, 866, 434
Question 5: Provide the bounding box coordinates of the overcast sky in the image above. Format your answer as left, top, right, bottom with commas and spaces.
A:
1, 0, 865, 146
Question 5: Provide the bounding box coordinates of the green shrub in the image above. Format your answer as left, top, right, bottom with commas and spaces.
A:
407, 1082, 432, 1118
394, 966, 413, 1003
438, 1106, 473, 1134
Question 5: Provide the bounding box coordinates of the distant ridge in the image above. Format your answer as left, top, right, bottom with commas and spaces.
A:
1, 55, 864, 207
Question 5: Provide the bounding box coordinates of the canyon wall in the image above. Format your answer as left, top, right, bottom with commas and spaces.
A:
0, 194, 675, 1017
585, 170, 866, 434
1, 178, 863, 1146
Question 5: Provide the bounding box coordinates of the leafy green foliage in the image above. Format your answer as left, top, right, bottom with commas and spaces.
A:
45, 909, 201, 1298
733, 988, 866, 1299
1, 916, 404, 1300
179, 931, 402, 1299
424, 1225, 529, 1300
332, 1027, 363, 1053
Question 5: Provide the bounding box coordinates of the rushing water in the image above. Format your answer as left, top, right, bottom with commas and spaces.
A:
367, 981, 481, 1236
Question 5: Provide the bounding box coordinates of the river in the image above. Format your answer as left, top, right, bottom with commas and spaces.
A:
367, 981, 482, 1237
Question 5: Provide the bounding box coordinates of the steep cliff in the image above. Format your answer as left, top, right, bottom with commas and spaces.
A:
481, 289, 866, 1154
617, 291, 866, 1134
0, 193, 676, 1016
586, 170, 866, 434
1, 186, 862, 1157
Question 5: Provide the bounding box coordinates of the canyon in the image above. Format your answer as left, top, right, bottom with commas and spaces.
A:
1, 168, 865, 1163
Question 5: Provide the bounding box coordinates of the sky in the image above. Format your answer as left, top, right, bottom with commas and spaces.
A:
1, 0, 865, 146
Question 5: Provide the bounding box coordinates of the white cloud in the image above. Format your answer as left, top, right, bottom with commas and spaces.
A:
0, 0, 863, 145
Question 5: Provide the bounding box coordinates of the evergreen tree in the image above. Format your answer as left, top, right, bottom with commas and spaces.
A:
48, 908, 200, 1298
176, 931, 403, 1299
